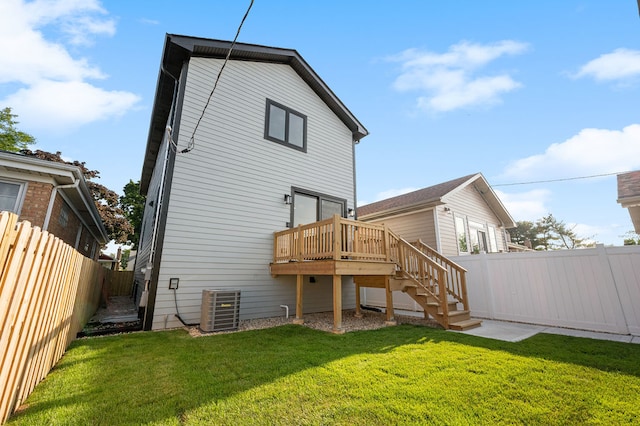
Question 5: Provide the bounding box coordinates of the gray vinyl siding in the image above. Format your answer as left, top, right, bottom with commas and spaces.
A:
151, 58, 356, 329
443, 183, 509, 254
133, 135, 169, 304
366, 210, 437, 247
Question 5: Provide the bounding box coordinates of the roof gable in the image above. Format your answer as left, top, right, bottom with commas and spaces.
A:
141, 34, 368, 193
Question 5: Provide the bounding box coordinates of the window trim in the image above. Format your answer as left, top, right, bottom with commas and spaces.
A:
0, 179, 27, 214
289, 187, 347, 228
264, 99, 307, 152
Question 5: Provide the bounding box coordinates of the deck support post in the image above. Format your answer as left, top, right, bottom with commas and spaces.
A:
332, 274, 344, 334
384, 276, 397, 326
293, 274, 304, 324
354, 283, 362, 318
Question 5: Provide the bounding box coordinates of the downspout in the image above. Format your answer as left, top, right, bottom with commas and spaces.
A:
352, 137, 359, 220
43, 178, 79, 231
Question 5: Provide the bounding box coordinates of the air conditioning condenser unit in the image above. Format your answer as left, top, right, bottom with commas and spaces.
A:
200, 289, 240, 332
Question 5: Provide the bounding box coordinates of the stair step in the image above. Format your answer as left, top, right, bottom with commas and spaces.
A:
426, 301, 459, 313
437, 309, 470, 322
448, 318, 483, 331
446, 309, 469, 317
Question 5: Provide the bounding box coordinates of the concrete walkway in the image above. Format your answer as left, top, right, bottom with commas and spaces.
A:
451, 318, 640, 344
391, 309, 639, 344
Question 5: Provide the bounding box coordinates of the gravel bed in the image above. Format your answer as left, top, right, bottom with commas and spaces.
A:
187, 309, 442, 337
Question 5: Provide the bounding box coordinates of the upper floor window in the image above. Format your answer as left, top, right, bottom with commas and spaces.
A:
0, 180, 25, 213
265, 99, 307, 152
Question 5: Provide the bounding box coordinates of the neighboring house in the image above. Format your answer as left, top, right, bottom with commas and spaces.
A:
98, 253, 118, 270
0, 150, 108, 259
617, 170, 640, 234
357, 173, 516, 257
136, 34, 368, 331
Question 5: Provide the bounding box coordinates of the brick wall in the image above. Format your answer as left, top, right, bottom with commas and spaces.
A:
46, 193, 99, 260
19, 181, 54, 227
15, 179, 101, 260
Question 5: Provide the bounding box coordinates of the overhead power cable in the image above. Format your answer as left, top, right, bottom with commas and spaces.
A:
492, 170, 630, 187
181, 0, 255, 154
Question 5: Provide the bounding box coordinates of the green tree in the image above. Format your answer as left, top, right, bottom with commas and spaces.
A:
621, 231, 640, 245
0, 107, 36, 151
509, 220, 540, 249
120, 248, 131, 269
536, 214, 594, 250
19, 149, 134, 244
120, 180, 146, 248
510, 214, 595, 250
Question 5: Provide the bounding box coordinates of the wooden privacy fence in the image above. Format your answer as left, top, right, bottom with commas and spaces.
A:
0, 212, 105, 424
105, 270, 135, 297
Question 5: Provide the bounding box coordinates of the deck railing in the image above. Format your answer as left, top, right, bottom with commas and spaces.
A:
411, 239, 469, 311
272, 215, 468, 318
273, 215, 388, 263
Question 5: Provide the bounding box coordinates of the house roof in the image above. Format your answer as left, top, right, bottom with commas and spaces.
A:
0, 150, 109, 244
357, 173, 516, 228
617, 170, 640, 233
140, 33, 369, 194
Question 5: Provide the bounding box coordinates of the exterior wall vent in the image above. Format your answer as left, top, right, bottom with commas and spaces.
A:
200, 289, 241, 332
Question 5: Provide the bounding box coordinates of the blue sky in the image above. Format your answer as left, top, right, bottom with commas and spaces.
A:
1, 0, 640, 247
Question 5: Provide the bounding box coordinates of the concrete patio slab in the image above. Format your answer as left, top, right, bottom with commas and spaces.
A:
539, 326, 636, 343
451, 318, 640, 344
450, 319, 545, 342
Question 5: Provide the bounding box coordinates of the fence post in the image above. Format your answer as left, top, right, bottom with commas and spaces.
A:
596, 244, 629, 334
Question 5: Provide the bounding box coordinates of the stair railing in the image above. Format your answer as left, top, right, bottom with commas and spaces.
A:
386, 230, 449, 326
411, 239, 469, 311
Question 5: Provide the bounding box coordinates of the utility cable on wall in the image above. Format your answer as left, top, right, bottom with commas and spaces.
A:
180, 0, 255, 154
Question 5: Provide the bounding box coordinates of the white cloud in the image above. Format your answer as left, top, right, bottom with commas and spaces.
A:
573, 48, 640, 82
494, 189, 550, 221
139, 18, 160, 25
0, 0, 138, 131
5, 81, 140, 130
502, 124, 640, 180
388, 40, 529, 112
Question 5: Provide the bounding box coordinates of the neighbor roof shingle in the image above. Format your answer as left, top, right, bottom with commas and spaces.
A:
358, 173, 477, 217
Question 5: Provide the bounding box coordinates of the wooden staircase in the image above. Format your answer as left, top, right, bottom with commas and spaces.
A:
356, 234, 482, 331
271, 215, 481, 331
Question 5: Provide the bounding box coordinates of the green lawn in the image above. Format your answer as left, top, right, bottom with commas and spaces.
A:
8, 324, 640, 425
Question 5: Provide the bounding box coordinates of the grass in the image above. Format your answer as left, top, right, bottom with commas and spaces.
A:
7, 324, 640, 425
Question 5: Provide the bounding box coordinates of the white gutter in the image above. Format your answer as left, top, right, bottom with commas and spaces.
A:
43, 178, 80, 231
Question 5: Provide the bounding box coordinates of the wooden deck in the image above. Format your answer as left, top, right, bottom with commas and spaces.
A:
270, 259, 396, 276
270, 215, 480, 333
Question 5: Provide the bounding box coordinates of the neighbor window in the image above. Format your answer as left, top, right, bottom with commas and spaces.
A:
455, 216, 468, 254
265, 99, 307, 151
59, 204, 70, 227
0, 180, 25, 213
